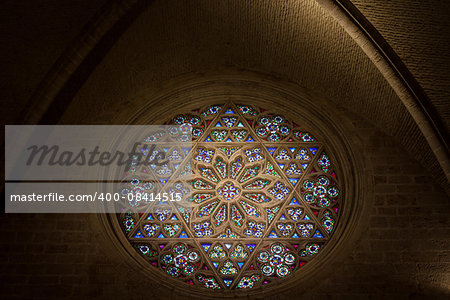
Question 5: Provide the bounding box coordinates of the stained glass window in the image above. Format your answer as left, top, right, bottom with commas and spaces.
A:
118, 103, 342, 290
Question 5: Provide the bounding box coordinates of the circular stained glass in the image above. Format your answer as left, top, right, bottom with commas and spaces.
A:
119, 103, 342, 290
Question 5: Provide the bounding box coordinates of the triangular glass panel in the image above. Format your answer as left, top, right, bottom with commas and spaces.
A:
202, 243, 211, 252
179, 231, 189, 238
237, 262, 244, 269
223, 279, 233, 287
289, 178, 299, 186
312, 230, 323, 238
268, 231, 278, 238
309, 147, 318, 155
266, 147, 276, 155
134, 230, 144, 238
224, 108, 235, 114
289, 198, 300, 205
246, 244, 256, 252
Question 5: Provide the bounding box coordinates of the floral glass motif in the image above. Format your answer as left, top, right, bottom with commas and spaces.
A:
121, 103, 342, 290
161, 243, 200, 277
301, 175, 339, 208
257, 243, 296, 277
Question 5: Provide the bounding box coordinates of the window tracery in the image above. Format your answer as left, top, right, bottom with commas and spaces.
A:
118, 102, 342, 290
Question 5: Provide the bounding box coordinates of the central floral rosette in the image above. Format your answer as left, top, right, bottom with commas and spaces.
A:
217, 181, 241, 201
190, 145, 295, 239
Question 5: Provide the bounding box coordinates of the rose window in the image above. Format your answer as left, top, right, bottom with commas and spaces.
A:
119, 103, 342, 290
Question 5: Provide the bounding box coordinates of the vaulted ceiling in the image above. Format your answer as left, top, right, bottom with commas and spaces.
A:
1, 0, 449, 190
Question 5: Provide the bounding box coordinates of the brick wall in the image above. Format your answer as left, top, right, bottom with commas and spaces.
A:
297, 111, 449, 299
